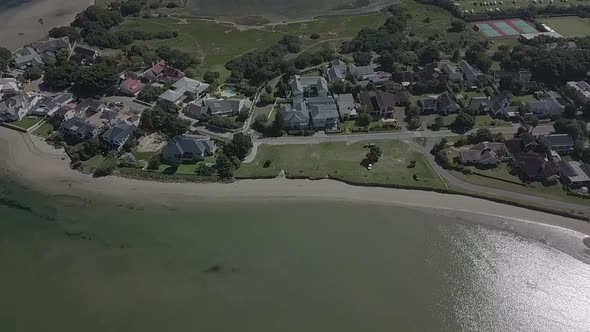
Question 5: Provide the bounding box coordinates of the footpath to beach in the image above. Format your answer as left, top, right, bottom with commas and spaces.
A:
1, 127, 590, 240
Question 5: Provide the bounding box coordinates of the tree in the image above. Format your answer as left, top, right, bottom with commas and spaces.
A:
223, 132, 253, 161
429, 116, 444, 131
450, 20, 466, 32
473, 128, 493, 143
155, 46, 198, 70
419, 45, 440, 65
73, 63, 118, 97
203, 71, 220, 84
137, 85, 166, 103
398, 51, 418, 68
582, 148, 590, 164
48, 26, 81, 42
44, 63, 78, 91
258, 92, 275, 106
216, 153, 236, 179
364, 145, 382, 165
148, 154, 161, 170
56, 49, 70, 65
0, 47, 12, 70
167, 157, 181, 171
24, 67, 43, 80
407, 116, 422, 130
355, 112, 372, 127
451, 112, 475, 132
553, 119, 588, 141
353, 52, 372, 66
563, 104, 577, 119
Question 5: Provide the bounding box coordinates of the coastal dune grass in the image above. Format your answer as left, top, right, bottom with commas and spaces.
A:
237, 140, 446, 189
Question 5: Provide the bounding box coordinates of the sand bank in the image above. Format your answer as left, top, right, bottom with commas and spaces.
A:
1, 128, 589, 239
0, 0, 94, 51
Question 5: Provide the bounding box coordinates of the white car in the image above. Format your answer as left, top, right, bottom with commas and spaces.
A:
368, 164, 373, 170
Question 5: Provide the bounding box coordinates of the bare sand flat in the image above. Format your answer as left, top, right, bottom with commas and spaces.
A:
0, 0, 94, 51
1, 127, 589, 241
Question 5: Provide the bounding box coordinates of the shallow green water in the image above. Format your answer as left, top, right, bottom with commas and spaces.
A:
0, 180, 589, 331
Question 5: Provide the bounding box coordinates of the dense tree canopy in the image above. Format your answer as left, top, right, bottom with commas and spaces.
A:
0, 48, 12, 70
73, 63, 118, 97
139, 107, 191, 138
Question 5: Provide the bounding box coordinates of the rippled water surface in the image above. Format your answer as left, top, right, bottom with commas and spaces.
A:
1, 181, 588, 331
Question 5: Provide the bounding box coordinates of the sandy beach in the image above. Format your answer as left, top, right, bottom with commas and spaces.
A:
0, 0, 94, 51
1, 127, 589, 239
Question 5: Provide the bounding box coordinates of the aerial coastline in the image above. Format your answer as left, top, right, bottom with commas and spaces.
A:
0, 0, 94, 51
2, 127, 589, 242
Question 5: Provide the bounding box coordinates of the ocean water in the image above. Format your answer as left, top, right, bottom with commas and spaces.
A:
0, 179, 589, 331
0, 0, 31, 11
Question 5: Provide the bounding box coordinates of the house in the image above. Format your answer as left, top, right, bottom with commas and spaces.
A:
158, 77, 209, 112
326, 60, 348, 82
519, 31, 562, 42
399, 71, 416, 87
102, 122, 136, 151
172, 77, 209, 100
334, 94, 357, 120
494, 70, 535, 91
13, 47, 43, 69
566, 81, 590, 105
469, 96, 490, 113
76, 99, 108, 118
527, 96, 564, 118
142, 60, 184, 82
418, 63, 442, 82
517, 153, 559, 184
308, 96, 339, 131
52, 105, 77, 122
436, 93, 461, 115
87, 108, 123, 129
360, 90, 407, 118
119, 79, 145, 96
0, 93, 41, 122
489, 92, 519, 118
543, 134, 575, 154
280, 98, 310, 130
73, 45, 101, 64
61, 116, 99, 140
458, 60, 481, 86
29, 93, 73, 117
555, 161, 590, 189
185, 98, 244, 119
443, 63, 464, 83
418, 97, 436, 113
350, 64, 376, 80
161, 134, 216, 162
288, 75, 329, 98
458, 142, 511, 166
358, 71, 392, 88
31, 37, 70, 59
0, 78, 20, 100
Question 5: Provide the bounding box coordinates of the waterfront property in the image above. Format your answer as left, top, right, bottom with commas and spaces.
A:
161, 134, 216, 163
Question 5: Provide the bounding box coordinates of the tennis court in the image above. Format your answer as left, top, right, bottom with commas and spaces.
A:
474, 19, 538, 39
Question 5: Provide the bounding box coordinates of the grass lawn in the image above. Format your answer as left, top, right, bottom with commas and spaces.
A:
511, 94, 537, 104
155, 156, 216, 174
271, 13, 386, 39
116, 12, 386, 79
11, 117, 41, 129
32, 122, 55, 138
237, 140, 446, 189
132, 150, 158, 161
80, 155, 107, 171
541, 16, 590, 38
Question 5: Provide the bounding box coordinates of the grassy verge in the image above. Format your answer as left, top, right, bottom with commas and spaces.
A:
32, 122, 55, 138
11, 117, 42, 130
427, 114, 511, 128
237, 141, 446, 189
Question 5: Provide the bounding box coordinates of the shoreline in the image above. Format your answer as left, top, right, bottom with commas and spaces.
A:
1, 127, 590, 237
0, 0, 94, 51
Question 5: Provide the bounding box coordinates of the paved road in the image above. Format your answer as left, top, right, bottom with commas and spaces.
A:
255, 125, 556, 145
405, 139, 590, 217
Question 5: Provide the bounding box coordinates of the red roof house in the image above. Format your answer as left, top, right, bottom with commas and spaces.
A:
142, 60, 184, 82
120, 79, 145, 96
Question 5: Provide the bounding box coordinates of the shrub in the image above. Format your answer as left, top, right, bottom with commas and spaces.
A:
94, 158, 117, 177
167, 2, 178, 8
148, 154, 161, 170
310, 33, 320, 40
263, 160, 272, 168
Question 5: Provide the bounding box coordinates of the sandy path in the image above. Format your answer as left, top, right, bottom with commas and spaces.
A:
1, 127, 589, 240
0, 0, 94, 51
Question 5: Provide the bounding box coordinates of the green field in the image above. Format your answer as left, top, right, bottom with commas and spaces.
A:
457, 0, 588, 12
32, 122, 55, 138
116, 12, 386, 78
541, 16, 590, 38
10, 117, 41, 129
237, 140, 446, 189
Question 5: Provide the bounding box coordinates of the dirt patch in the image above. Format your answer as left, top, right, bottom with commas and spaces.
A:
137, 133, 166, 153
234, 16, 270, 26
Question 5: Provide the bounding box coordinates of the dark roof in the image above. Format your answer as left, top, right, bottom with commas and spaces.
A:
518, 153, 555, 180
556, 160, 577, 177
62, 117, 98, 136
74, 45, 98, 57
419, 97, 436, 108
581, 163, 590, 178
544, 134, 574, 147
436, 93, 458, 109
163, 135, 215, 157
102, 123, 135, 144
